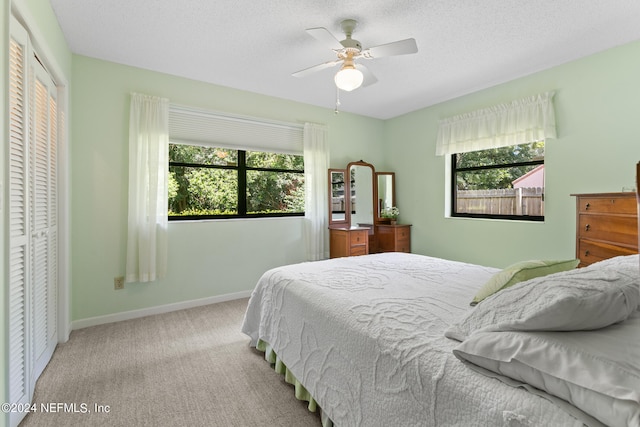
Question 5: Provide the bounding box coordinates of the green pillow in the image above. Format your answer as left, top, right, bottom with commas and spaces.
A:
471, 259, 580, 306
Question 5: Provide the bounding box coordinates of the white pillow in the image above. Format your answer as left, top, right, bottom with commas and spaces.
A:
453, 311, 640, 427
445, 255, 640, 342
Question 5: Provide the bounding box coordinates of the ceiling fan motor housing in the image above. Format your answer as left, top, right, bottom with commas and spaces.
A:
340, 38, 361, 51
339, 19, 362, 54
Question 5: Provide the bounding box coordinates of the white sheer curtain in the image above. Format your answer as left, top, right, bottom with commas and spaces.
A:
303, 123, 329, 261
125, 93, 169, 282
436, 91, 556, 155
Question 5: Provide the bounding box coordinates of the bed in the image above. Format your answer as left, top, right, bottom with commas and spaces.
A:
243, 253, 640, 426
242, 251, 639, 427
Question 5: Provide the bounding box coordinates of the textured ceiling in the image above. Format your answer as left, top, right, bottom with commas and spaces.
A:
49, 0, 640, 119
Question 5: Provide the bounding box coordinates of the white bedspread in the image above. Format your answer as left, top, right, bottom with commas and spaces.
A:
241, 253, 586, 426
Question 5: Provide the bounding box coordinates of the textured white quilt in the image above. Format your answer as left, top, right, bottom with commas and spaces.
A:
242, 253, 586, 426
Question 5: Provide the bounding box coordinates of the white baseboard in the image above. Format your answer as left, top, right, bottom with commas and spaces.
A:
71, 290, 252, 330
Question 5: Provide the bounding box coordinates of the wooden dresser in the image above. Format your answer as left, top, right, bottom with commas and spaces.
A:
329, 227, 369, 258
376, 224, 412, 253
572, 192, 638, 267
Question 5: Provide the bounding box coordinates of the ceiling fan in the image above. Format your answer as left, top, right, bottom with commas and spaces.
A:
292, 19, 418, 92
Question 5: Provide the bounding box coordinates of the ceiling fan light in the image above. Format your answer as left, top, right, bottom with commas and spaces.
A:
334, 67, 364, 92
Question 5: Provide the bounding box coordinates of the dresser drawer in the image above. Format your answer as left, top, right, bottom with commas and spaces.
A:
376, 224, 412, 253
579, 196, 637, 215
577, 214, 638, 246
394, 230, 410, 252
572, 192, 638, 267
578, 239, 638, 266
395, 227, 410, 240
350, 230, 368, 246
329, 228, 369, 258
395, 238, 411, 253
349, 245, 368, 256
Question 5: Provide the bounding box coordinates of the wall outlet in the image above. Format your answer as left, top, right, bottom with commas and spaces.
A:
114, 276, 125, 290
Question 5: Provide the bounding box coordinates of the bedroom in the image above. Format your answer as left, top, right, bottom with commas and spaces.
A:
2, 1, 640, 426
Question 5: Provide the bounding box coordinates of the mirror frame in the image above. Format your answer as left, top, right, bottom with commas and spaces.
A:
346, 160, 376, 228
375, 172, 396, 223
328, 168, 348, 227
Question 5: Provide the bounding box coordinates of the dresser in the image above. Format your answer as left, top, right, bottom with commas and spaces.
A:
329, 227, 370, 258
572, 192, 638, 267
376, 224, 412, 253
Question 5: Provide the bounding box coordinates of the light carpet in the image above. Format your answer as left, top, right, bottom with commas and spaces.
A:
20, 298, 321, 426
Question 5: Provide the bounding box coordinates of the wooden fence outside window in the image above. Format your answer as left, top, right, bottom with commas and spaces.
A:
457, 187, 544, 216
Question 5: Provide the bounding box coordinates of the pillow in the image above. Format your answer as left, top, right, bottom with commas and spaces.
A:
470, 259, 579, 305
453, 312, 640, 427
445, 261, 640, 341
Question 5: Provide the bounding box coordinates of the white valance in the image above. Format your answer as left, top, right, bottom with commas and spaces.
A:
435, 91, 556, 156
169, 104, 303, 155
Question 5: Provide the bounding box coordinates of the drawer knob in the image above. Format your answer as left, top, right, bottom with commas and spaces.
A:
585, 224, 590, 231
584, 250, 590, 256
585, 203, 590, 210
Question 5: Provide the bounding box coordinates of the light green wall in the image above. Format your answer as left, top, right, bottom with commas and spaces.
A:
385, 40, 640, 267
70, 55, 385, 321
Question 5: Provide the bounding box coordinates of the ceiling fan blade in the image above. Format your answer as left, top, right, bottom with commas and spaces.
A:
356, 64, 378, 87
363, 38, 418, 58
306, 27, 344, 51
292, 59, 342, 78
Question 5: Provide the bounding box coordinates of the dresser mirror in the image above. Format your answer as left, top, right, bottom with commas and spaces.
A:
328, 161, 396, 228
328, 169, 348, 226
328, 161, 408, 257
348, 161, 375, 227
376, 172, 395, 222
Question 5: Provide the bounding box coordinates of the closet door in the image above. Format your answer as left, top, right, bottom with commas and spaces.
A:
8, 18, 32, 424
30, 57, 58, 379
8, 16, 59, 427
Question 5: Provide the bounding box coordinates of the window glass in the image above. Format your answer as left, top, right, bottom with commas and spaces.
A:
246, 170, 305, 214
246, 151, 304, 170
452, 142, 544, 220
169, 144, 237, 166
168, 144, 304, 219
169, 166, 238, 216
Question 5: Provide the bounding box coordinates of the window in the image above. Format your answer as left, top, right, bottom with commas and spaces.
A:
451, 141, 544, 221
168, 144, 304, 220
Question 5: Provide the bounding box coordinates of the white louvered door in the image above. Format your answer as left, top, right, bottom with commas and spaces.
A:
8, 19, 31, 425
8, 16, 59, 427
30, 54, 58, 380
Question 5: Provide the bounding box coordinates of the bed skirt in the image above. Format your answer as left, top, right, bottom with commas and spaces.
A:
256, 339, 333, 427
